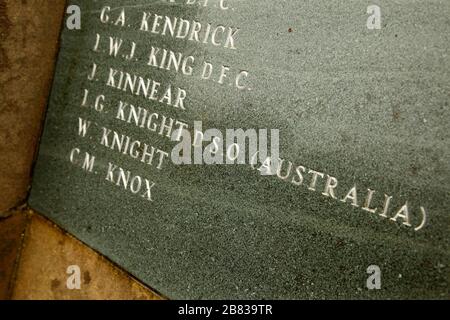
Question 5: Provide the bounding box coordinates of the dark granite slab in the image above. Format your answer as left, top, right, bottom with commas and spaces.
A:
29, 0, 449, 299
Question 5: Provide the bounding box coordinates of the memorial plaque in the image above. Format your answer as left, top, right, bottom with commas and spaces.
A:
29, 0, 449, 299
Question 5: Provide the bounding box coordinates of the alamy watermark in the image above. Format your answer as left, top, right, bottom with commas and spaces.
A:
66, 265, 81, 290
170, 121, 280, 175
366, 265, 382, 290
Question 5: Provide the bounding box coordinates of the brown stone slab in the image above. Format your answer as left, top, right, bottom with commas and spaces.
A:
0, 210, 28, 299
0, 0, 65, 215
11, 211, 163, 300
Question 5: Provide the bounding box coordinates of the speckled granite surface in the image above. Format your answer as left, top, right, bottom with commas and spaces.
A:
29, 0, 449, 299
